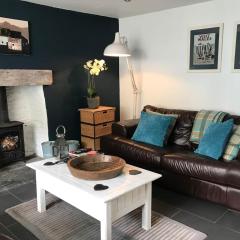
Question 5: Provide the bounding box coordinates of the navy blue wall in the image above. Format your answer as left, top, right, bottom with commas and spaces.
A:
0, 0, 119, 140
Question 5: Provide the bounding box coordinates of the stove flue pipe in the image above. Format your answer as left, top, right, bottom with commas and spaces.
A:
0, 87, 9, 123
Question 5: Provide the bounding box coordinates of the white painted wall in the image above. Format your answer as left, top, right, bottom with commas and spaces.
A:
7, 86, 49, 157
119, 0, 240, 120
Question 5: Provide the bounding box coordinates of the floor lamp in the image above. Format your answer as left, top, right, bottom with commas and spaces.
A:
104, 32, 139, 119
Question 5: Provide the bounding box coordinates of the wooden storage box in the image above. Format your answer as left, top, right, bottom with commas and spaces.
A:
79, 106, 116, 151
80, 106, 115, 125
81, 122, 113, 138
81, 136, 100, 151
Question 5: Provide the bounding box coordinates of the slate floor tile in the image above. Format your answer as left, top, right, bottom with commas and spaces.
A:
7, 223, 39, 240
153, 185, 227, 222
0, 169, 239, 240
152, 197, 180, 217
217, 210, 240, 233
0, 213, 18, 227
0, 191, 21, 214
173, 210, 240, 240
0, 223, 17, 240
8, 182, 36, 202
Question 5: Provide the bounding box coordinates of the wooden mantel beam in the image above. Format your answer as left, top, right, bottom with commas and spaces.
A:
0, 69, 53, 86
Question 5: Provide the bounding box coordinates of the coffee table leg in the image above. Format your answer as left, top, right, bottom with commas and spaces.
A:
142, 182, 152, 230
36, 173, 46, 213
101, 202, 112, 240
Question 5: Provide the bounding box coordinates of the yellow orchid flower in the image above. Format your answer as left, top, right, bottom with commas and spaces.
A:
86, 60, 93, 68
84, 59, 108, 97
90, 67, 100, 76
98, 60, 105, 67
93, 62, 98, 68
83, 64, 89, 70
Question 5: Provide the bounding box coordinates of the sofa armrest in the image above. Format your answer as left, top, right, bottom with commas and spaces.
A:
112, 119, 139, 139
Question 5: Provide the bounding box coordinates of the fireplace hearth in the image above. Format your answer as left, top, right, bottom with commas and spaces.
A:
0, 87, 25, 167
0, 69, 53, 160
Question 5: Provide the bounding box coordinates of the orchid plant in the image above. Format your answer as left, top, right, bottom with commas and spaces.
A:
84, 59, 108, 98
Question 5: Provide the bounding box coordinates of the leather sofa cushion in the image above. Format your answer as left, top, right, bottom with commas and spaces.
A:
114, 138, 188, 170
162, 153, 228, 186
226, 161, 240, 189
101, 135, 161, 170
101, 135, 188, 171
132, 140, 189, 157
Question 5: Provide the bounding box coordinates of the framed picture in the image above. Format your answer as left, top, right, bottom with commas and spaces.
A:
233, 22, 240, 72
0, 17, 30, 55
188, 24, 223, 72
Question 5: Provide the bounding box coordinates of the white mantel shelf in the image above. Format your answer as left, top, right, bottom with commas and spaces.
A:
0, 69, 53, 86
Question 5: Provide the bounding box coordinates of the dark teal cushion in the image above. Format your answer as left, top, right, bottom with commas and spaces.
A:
131, 111, 176, 147
195, 119, 234, 160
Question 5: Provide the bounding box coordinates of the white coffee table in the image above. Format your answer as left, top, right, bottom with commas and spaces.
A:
27, 158, 161, 240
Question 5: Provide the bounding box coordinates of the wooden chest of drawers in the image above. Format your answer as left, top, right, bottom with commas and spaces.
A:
79, 106, 115, 150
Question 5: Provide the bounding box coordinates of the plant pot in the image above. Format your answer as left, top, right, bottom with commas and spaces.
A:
87, 96, 100, 109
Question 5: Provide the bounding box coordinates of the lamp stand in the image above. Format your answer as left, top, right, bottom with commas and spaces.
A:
126, 57, 139, 119
104, 32, 140, 119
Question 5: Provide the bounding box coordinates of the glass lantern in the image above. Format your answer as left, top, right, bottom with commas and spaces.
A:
52, 125, 69, 159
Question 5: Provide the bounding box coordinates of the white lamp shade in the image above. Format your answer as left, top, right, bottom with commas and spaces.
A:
104, 32, 131, 57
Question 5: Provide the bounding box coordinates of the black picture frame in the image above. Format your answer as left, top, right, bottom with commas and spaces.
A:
0, 16, 30, 55
233, 23, 240, 71
189, 24, 223, 71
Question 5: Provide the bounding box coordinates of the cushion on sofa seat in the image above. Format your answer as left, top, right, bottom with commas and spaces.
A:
132, 111, 176, 147
143, 105, 197, 149
190, 110, 227, 144
161, 153, 229, 186
145, 109, 178, 144
195, 119, 234, 160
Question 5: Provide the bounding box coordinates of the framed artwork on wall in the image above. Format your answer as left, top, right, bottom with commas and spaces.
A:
188, 24, 223, 72
233, 22, 240, 72
0, 17, 30, 55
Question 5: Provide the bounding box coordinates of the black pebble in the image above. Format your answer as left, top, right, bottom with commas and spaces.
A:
43, 162, 54, 166
129, 170, 142, 175
94, 184, 109, 191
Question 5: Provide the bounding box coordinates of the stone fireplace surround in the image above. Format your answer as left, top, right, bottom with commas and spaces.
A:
0, 69, 53, 159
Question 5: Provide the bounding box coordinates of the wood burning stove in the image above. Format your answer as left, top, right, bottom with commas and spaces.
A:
0, 87, 25, 166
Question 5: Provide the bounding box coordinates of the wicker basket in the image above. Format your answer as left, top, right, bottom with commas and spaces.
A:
80, 106, 115, 124
81, 122, 112, 138
67, 154, 126, 180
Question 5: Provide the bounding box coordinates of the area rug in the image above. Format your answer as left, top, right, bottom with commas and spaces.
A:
6, 194, 207, 240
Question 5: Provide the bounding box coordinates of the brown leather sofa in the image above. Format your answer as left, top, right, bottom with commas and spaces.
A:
101, 105, 240, 211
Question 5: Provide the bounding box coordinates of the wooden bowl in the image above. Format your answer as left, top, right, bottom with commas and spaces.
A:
67, 154, 126, 180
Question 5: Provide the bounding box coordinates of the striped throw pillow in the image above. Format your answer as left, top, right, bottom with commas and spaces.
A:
190, 110, 227, 144
223, 125, 240, 161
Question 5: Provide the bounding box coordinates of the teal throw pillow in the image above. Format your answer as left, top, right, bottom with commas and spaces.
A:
146, 109, 178, 144
195, 119, 234, 160
131, 111, 176, 147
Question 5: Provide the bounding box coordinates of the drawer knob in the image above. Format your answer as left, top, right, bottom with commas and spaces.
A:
102, 111, 107, 114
